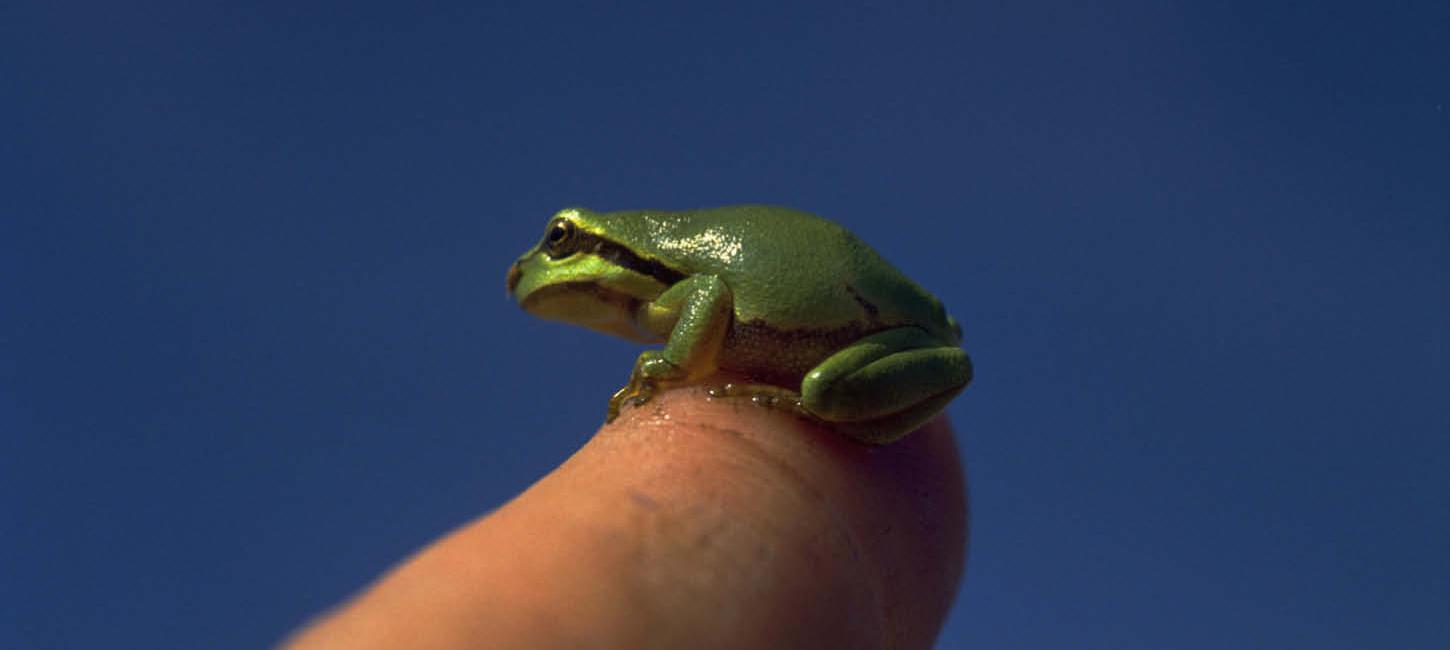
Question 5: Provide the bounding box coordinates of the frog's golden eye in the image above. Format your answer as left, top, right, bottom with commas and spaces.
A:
543, 218, 577, 258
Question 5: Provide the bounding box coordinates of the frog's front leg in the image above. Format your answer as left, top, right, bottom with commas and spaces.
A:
606, 274, 733, 421
801, 326, 973, 444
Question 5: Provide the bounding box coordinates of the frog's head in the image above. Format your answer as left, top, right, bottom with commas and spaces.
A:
506, 208, 680, 343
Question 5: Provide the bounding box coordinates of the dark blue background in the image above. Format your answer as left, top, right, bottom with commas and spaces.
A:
4, 2, 1446, 647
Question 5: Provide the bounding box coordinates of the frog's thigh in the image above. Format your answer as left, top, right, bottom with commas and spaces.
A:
801, 326, 972, 423
832, 388, 963, 445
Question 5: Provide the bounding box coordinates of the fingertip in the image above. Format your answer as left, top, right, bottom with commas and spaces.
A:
288, 385, 967, 650
594, 386, 968, 649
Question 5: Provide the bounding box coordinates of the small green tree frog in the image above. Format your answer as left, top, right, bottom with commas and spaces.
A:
505, 205, 972, 444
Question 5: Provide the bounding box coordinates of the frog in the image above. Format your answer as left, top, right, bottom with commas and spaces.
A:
505, 205, 972, 444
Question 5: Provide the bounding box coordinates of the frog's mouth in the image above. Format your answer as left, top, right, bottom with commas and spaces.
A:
520, 282, 659, 343
505, 261, 524, 296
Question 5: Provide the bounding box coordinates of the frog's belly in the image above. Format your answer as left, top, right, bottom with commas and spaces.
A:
718, 319, 872, 389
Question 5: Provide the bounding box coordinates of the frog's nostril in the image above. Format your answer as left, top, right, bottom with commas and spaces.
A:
506, 262, 522, 297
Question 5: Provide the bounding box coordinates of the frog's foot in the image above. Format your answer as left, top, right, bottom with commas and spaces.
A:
705, 382, 810, 416
606, 350, 688, 422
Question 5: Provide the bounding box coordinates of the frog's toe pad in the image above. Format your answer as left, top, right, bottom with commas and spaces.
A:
706, 382, 807, 415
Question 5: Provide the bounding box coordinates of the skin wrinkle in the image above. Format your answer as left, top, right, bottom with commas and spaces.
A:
612, 397, 896, 648
597, 403, 888, 649
687, 417, 889, 641
616, 466, 733, 640
693, 385, 960, 648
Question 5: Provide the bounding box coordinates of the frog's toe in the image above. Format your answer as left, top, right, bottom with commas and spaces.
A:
706, 382, 807, 414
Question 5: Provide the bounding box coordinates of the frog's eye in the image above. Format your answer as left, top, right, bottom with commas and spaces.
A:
543, 218, 577, 258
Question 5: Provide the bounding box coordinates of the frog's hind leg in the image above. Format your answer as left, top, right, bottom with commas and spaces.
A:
827, 388, 964, 445
801, 326, 972, 445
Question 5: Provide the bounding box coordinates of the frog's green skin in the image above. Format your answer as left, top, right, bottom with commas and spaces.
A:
505, 205, 972, 444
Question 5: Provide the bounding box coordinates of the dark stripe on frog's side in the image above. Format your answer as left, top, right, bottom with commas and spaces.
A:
719, 318, 889, 388
844, 284, 881, 321
571, 228, 688, 287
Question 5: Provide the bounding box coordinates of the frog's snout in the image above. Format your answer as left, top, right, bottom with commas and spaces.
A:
505, 261, 522, 297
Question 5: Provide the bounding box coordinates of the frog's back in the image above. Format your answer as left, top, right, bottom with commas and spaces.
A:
596, 205, 955, 340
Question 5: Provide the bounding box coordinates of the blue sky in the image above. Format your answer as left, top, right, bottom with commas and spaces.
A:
3, 1, 1447, 647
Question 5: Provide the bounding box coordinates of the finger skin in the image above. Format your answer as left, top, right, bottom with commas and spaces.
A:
283, 384, 968, 650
